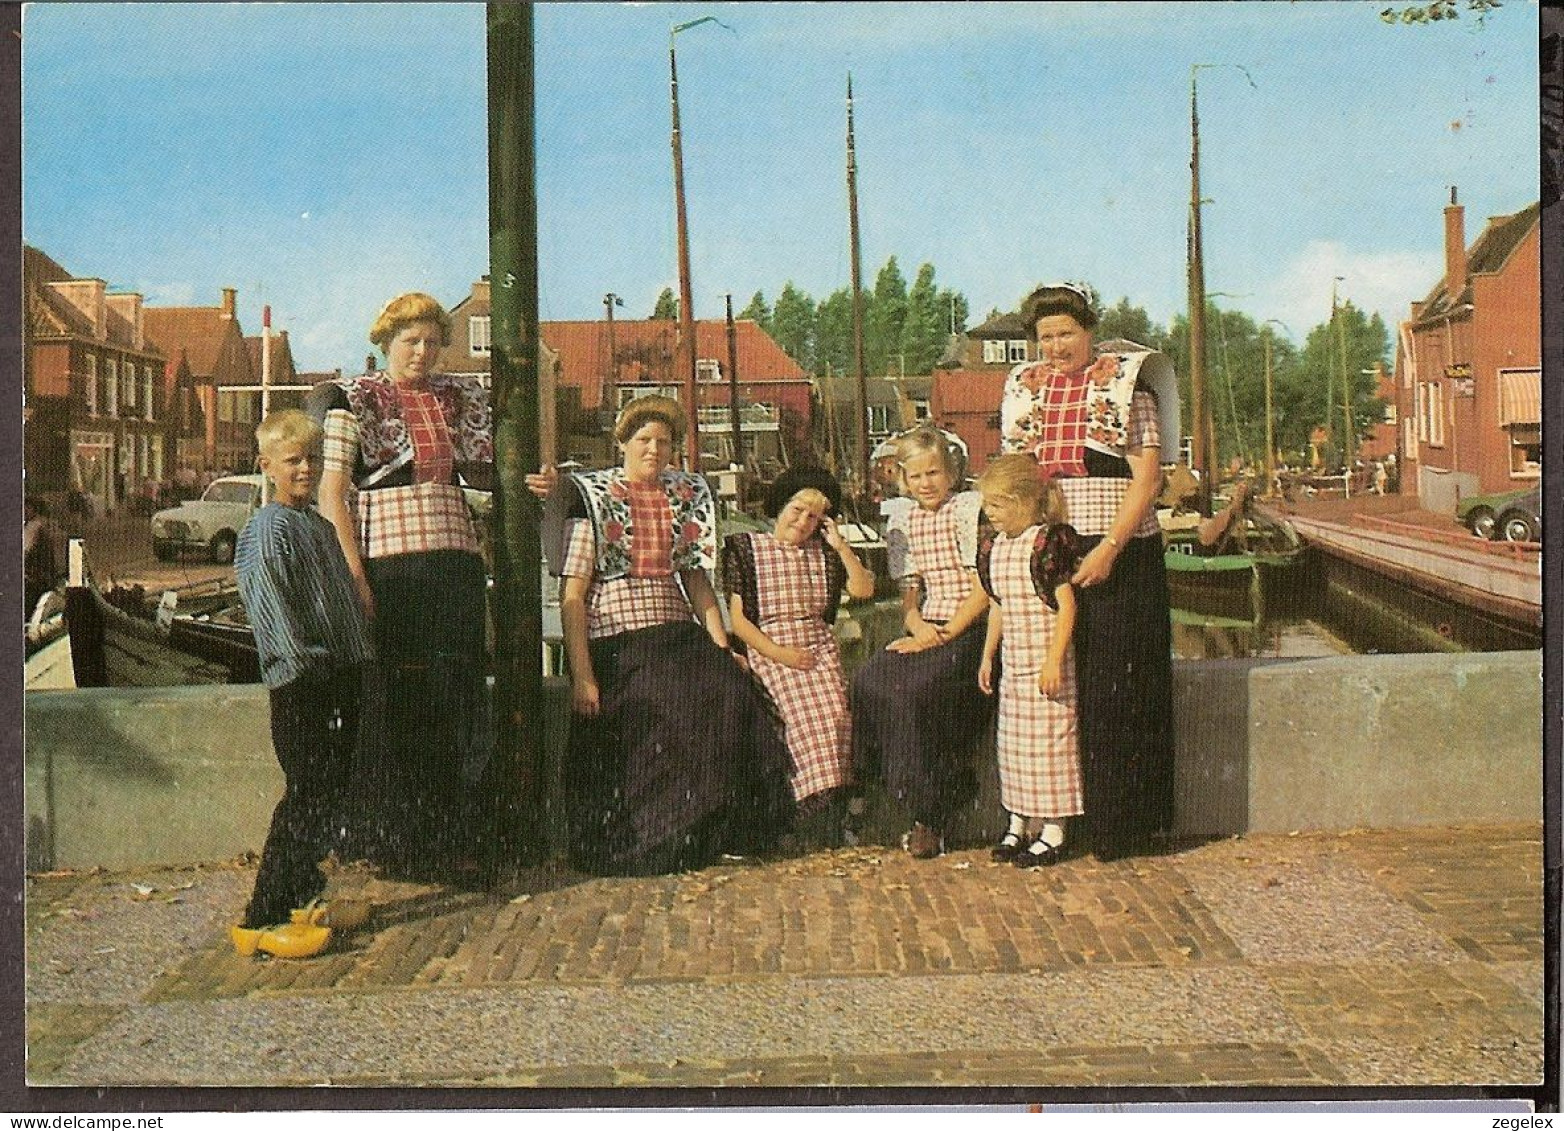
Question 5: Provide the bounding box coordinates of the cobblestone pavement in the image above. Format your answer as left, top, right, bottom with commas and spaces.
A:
25, 824, 1545, 1091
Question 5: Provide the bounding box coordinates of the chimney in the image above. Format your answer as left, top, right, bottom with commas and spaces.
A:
105, 292, 145, 350
1443, 186, 1466, 303
221, 287, 237, 318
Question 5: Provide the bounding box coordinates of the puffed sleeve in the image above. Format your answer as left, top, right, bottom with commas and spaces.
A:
976, 533, 998, 602
721, 532, 759, 627
1000, 364, 1035, 452
1032, 523, 1081, 611
560, 519, 596, 580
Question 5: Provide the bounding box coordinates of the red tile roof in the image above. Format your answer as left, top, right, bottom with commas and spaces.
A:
245, 332, 297, 384
541, 319, 808, 410
144, 306, 245, 385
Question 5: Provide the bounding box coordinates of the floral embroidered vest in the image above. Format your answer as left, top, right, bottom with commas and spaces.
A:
325, 372, 493, 486
545, 468, 717, 582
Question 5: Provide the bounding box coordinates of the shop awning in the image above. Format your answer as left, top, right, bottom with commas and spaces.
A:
1498, 368, 1540, 427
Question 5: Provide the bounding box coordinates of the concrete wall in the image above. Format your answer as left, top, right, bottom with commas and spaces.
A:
1174, 650, 1542, 835
25, 650, 1544, 871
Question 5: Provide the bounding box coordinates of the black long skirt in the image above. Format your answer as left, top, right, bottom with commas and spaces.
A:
344, 549, 493, 878
567, 621, 794, 875
850, 619, 992, 827
1072, 533, 1175, 853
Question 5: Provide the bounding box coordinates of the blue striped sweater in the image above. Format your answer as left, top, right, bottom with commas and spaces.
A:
235, 503, 374, 690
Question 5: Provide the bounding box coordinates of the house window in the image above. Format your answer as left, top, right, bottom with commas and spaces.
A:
151, 435, 164, 482
912, 399, 931, 421
697, 358, 722, 383
982, 339, 1006, 364
105, 359, 119, 417
85, 356, 98, 416
1508, 426, 1541, 476
868, 405, 893, 434
1420, 380, 1445, 447
618, 385, 683, 410
470, 315, 491, 356
144, 367, 155, 421
1007, 339, 1028, 363
218, 391, 235, 423
121, 360, 135, 412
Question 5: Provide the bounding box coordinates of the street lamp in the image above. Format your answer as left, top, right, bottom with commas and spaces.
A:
602, 292, 624, 422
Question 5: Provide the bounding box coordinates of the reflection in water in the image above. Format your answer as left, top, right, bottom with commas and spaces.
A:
1170, 613, 1348, 660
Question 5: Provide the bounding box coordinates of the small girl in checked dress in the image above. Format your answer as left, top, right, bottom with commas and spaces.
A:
975, 454, 1083, 868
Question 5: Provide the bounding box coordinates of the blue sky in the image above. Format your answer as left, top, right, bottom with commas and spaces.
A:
22, 1, 1539, 373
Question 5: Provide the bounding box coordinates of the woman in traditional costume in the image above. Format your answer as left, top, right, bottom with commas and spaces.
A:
310, 292, 493, 883
999, 282, 1179, 861
543, 395, 792, 875
723, 467, 875, 848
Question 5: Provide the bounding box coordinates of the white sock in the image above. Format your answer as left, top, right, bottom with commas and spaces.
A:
1038, 821, 1065, 848
1005, 812, 1026, 838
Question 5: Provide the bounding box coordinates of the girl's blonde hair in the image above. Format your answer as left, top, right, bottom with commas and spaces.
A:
894, 425, 964, 483
976, 454, 1068, 526
369, 292, 452, 350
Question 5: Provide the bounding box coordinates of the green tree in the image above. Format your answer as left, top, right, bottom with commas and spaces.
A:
814, 288, 855, 377
1095, 297, 1173, 353
770, 281, 817, 372
899, 263, 947, 375
939, 289, 970, 337
1380, 0, 1501, 25
865, 256, 908, 376
1286, 302, 1391, 469
650, 287, 678, 320
739, 291, 772, 334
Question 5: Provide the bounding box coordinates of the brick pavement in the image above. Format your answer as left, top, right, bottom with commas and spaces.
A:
25, 824, 1547, 1090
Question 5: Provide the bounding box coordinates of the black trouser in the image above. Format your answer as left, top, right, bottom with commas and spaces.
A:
244, 665, 362, 927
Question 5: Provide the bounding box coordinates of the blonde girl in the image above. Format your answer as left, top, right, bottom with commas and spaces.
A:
975, 454, 1083, 867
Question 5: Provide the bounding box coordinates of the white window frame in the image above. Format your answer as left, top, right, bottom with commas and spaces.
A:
868, 404, 893, 434
1007, 339, 1028, 363
144, 366, 155, 421
105, 359, 119, 417
85, 356, 98, 416
121, 359, 135, 412
1508, 425, 1541, 477
218, 390, 235, 423
982, 339, 1006, 364
469, 315, 492, 356
696, 358, 722, 383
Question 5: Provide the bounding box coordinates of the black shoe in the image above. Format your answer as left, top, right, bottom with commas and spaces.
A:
990, 830, 1024, 863
1014, 833, 1063, 868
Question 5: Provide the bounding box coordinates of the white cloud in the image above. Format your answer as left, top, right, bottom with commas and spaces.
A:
1252, 240, 1442, 340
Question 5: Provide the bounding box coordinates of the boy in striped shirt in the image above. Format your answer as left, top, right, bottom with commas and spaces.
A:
231, 410, 374, 958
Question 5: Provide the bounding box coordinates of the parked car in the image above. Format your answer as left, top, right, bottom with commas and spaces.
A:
150, 474, 264, 564
1455, 487, 1532, 540
1494, 487, 1542, 544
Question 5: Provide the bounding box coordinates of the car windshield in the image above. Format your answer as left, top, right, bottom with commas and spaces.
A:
202, 481, 257, 505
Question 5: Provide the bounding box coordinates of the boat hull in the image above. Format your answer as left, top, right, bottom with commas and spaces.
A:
65, 583, 259, 688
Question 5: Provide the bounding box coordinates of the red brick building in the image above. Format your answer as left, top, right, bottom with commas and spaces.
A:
931, 310, 1037, 474
145, 288, 259, 475
24, 247, 167, 514
1394, 190, 1541, 511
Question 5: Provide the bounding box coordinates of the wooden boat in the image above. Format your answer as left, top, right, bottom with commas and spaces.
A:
65, 576, 259, 688
1162, 504, 1302, 623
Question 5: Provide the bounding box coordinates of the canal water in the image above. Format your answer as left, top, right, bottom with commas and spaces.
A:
1169, 546, 1542, 660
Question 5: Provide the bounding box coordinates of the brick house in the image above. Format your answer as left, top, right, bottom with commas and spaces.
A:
145, 288, 258, 475
539, 317, 813, 472
24, 246, 167, 515
1394, 190, 1541, 510
930, 310, 1037, 474
814, 372, 933, 471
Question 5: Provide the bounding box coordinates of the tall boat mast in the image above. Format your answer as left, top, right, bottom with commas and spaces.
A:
1187, 67, 1214, 517
846, 74, 870, 496
670, 19, 712, 471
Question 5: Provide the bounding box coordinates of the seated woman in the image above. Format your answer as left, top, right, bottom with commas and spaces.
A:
723, 466, 876, 848
851, 426, 993, 859
542, 395, 793, 875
